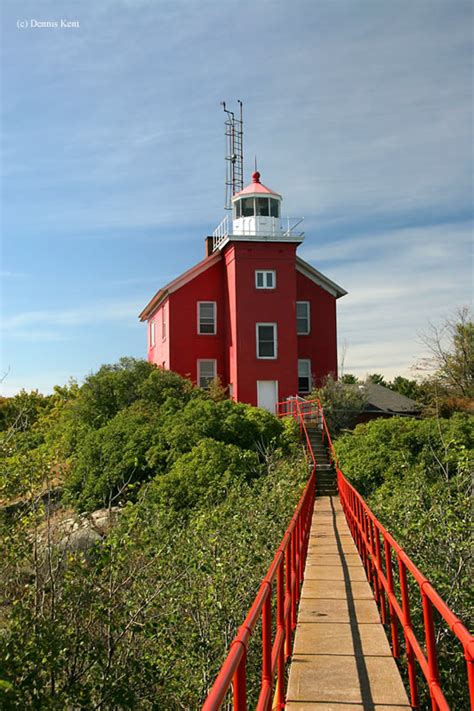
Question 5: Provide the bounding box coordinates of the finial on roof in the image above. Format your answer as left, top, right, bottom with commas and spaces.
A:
252, 170, 261, 183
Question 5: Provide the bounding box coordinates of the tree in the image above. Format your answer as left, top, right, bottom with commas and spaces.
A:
340, 374, 359, 384
388, 376, 424, 402
366, 373, 387, 386
309, 375, 367, 434
419, 307, 474, 399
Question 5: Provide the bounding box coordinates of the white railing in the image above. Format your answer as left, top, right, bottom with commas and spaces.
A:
283, 217, 305, 237
211, 216, 305, 252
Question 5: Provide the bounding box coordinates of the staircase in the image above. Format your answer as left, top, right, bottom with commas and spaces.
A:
305, 423, 337, 496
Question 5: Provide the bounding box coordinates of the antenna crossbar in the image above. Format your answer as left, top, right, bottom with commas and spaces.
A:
221, 100, 244, 210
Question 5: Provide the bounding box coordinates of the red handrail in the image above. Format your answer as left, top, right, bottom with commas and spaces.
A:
202, 399, 317, 710
315, 399, 474, 711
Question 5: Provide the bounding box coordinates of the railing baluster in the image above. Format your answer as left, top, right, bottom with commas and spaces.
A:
375, 528, 386, 624
261, 588, 272, 706
384, 540, 400, 658
276, 559, 285, 709
233, 649, 247, 711
422, 590, 441, 711
285, 542, 292, 660
398, 558, 419, 708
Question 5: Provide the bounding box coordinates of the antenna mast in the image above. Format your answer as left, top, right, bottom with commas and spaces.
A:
221, 100, 243, 210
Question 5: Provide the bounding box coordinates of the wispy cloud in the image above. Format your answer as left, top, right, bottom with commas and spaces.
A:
327, 220, 472, 379
2, 299, 141, 332
0, 270, 28, 278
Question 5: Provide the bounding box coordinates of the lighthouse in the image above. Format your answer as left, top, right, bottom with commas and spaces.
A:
139, 116, 346, 412
232, 170, 282, 237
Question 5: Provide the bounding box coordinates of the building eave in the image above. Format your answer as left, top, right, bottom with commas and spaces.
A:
138, 251, 222, 321
296, 257, 347, 299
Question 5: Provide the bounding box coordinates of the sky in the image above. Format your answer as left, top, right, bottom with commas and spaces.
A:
1, 0, 472, 396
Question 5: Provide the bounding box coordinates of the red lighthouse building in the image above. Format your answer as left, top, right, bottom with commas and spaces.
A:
139, 170, 346, 412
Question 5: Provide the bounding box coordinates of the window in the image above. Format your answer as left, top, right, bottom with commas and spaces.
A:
235, 200, 242, 218
256, 197, 270, 216
255, 270, 276, 289
150, 320, 155, 347
270, 198, 279, 218
257, 323, 277, 359
241, 197, 254, 217
198, 360, 216, 388
296, 301, 310, 335
162, 311, 167, 340
198, 301, 216, 334
298, 360, 311, 393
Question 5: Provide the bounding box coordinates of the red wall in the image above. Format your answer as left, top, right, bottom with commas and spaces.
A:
147, 301, 170, 368
168, 260, 227, 384
225, 242, 298, 404
296, 271, 338, 386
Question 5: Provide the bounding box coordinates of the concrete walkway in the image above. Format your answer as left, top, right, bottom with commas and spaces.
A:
286, 495, 411, 711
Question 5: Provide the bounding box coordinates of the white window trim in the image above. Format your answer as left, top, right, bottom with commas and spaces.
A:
298, 359, 312, 393
297, 301, 311, 335
255, 270, 276, 290
197, 359, 217, 388
256, 322, 278, 360
197, 301, 217, 335
150, 320, 155, 347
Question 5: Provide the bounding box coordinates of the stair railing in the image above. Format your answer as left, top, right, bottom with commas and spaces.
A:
315, 398, 474, 710
202, 399, 317, 710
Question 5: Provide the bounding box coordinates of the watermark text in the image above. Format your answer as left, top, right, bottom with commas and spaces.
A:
17, 19, 81, 30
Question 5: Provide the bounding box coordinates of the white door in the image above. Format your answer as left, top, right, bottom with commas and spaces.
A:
257, 380, 278, 413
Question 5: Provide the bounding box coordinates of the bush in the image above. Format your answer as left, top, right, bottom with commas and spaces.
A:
148, 438, 260, 513
309, 375, 367, 434
64, 401, 164, 510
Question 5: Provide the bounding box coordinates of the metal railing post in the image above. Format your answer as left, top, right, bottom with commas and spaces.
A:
384, 540, 400, 658
233, 650, 247, 711
261, 589, 272, 706
422, 590, 441, 711
276, 560, 285, 709
398, 558, 419, 708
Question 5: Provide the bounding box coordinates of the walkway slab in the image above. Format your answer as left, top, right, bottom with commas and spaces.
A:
286, 496, 410, 710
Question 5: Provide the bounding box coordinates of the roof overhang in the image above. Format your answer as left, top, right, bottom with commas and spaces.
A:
296, 256, 347, 299
232, 186, 282, 200
138, 251, 222, 321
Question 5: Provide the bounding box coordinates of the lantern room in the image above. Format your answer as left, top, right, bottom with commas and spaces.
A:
231, 170, 283, 237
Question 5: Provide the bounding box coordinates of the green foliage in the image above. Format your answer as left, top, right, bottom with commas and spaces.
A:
72, 357, 157, 428
309, 374, 367, 434
340, 373, 358, 384
334, 413, 473, 497
0, 443, 307, 709
64, 401, 164, 510
366, 372, 387, 386
148, 438, 260, 513
430, 309, 474, 398
0, 390, 54, 433
61, 379, 288, 512
389, 375, 425, 402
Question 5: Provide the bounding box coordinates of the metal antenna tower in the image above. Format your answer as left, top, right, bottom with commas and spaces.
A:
221, 100, 243, 210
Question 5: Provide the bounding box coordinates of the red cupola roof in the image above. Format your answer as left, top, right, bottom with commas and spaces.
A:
232, 171, 282, 199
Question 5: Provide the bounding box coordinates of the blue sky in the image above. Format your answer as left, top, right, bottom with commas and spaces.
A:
1, 0, 472, 395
